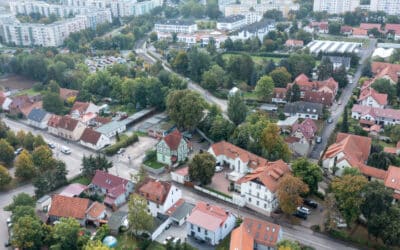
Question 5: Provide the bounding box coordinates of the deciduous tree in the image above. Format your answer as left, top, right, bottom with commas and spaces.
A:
15, 150, 35, 180
255, 75, 274, 101
81, 154, 113, 178
227, 93, 247, 125
128, 194, 154, 236
43, 92, 64, 115
317, 57, 334, 80
4, 192, 35, 211
52, 217, 82, 250
261, 123, 291, 161
0, 164, 11, 188
292, 158, 322, 194
12, 216, 44, 250
269, 67, 291, 88
277, 175, 309, 214
189, 152, 216, 185
0, 139, 14, 166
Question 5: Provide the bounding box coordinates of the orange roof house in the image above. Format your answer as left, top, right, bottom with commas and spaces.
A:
156, 129, 191, 166
384, 166, 400, 200
48, 195, 90, 224
59, 88, 79, 101
230, 217, 282, 250
285, 39, 304, 47
358, 87, 388, 108
352, 28, 368, 37
371, 62, 400, 83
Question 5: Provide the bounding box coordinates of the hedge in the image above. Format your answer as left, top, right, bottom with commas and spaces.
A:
103, 134, 138, 156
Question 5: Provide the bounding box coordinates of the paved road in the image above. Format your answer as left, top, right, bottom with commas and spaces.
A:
309, 39, 377, 160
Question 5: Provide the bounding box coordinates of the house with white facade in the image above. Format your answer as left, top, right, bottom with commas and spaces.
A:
95, 120, 127, 138
358, 87, 388, 108
79, 128, 111, 150
217, 15, 246, 31
138, 178, 182, 217
156, 129, 190, 166
233, 18, 275, 41
283, 101, 323, 120
187, 202, 236, 246
171, 167, 190, 184
236, 160, 290, 216
351, 104, 400, 126
47, 115, 86, 141
155, 19, 197, 34
27, 108, 50, 129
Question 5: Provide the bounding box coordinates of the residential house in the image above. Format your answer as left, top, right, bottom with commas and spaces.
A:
272, 88, 287, 104
90, 170, 135, 208
0, 93, 12, 112
284, 39, 304, 48
371, 62, 400, 84
171, 166, 190, 184
236, 160, 290, 215
386, 23, 400, 40
59, 183, 87, 197
9, 95, 42, 117
70, 101, 100, 119
351, 104, 400, 126
360, 23, 383, 33
59, 87, 79, 101
95, 120, 126, 138
291, 118, 318, 144
351, 28, 368, 38
283, 101, 323, 120
79, 128, 111, 150
230, 217, 282, 250
216, 15, 247, 31
277, 116, 298, 133
384, 166, 400, 200
321, 56, 351, 70
358, 87, 388, 108
27, 108, 50, 129
48, 194, 90, 226
156, 129, 190, 166
340, 25, 353, 35
187, 202, 236, 245
234, 18, 275, 41
86, 201, 107, 226
305, 21, 328, 33
322, 133, 372, 176
108, 211, 128, 235
48, 115, 86, 141
154, 19, 198, 34
138, 178, 182, 217
165, 199, 194, 226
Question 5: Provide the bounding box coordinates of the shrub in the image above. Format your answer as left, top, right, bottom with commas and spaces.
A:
103, 134, 139, 156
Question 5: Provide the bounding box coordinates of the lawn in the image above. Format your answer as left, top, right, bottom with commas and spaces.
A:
216, 234, 231, 250
143, 158, 165, 169
14, 88, 41, 96
116, 234, 166, 250
69, 175, 91, 185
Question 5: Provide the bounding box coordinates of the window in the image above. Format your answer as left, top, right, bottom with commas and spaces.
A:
225, 223, 227, 228
256, 201, 259, 206
191, 224, 193, 229
205, 230, 208, 235
197, 227, 201, 233
248, 197, 251, 202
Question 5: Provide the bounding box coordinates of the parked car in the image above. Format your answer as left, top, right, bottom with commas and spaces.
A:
47, 142, 56, 149
163, 236, 174, 245
297, 206, 311, 215
60, 146, 71, 155
172, 237, 181, 244
335, 218, 347, 228
117, 148, 126, 154
327, 117, 333, 124
215, 166, 223, 172
293, 211, 307, 220
315, 136, 322, 144
14, 148, 23, 156
304, 199, 318, 208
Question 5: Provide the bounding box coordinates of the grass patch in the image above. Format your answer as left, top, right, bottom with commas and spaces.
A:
243, 91, 258, 101
216, 233, 231, 250
116, 234, 138, 250
147, 242, 165, 250
14, 88, 41, 96
69, 175, 91, 185
204, 186, 232, 199
143, 158, 165, 169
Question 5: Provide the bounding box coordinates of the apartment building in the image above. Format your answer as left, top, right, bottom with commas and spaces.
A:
223, 0, 299, 18
109, 0, 163, 17
314, 0, 400, 15
155, 20, 198, 34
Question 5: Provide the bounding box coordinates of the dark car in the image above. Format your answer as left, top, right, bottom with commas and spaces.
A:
304, 199, 318, 208
293, 211, 307, 220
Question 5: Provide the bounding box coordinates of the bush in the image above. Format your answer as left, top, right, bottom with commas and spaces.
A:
315, 191, 325, 200
311, 225, 320, 232
103, 134, 139, 156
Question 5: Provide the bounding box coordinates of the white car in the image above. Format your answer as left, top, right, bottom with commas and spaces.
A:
60, 146, 71, 155
297, 206, 311, 215
215, 166, 223, 172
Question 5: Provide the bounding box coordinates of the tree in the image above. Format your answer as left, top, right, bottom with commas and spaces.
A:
227, 54, 254, 84
286, 83, 300, 102
33, 135, 46, 149
361, 181, 393, 221
331, 174, 368, 226
166, 90, 205, 131
172, 51, 189, 75
92, 224, 110, 242
42, 92, 64, 114
328, 22, 341, 35
52, 217, 82, 250
81, 154, 113, 178
0, 139, 14, 166
277, 239, 301, 250
201, 65, 227, 90
188, 152, 216, 185
292, 158, 322, 194
128, 194, 154, 236
333, 65, 349, 88
261, 123, 291, 161
206, 0, 220, 19
23, 132, 35, 151
372, 78, 396, 103
4, 193, 35, 211
227, 93, 247, 125
0, 164, 11, 188
287, 53, 315, 77
11, 205, 36, 223
295, 30, 313, 44
340, 106, 349, 133
381, 205, 400, 246
367, 151, 399, 170
255, 76, 274, 101
317, 57, 334, 80
277, 175, 309, 214
32, 145, 55, 171
84, 241, 111, 250
269, 67, 291, 88
34, 160, 68, 197
15, 150, 35, 180
12, 216, 44, 250
210, 116, 235, 142
187, 48, 211, 82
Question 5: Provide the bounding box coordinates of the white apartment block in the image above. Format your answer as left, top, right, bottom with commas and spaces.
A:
223, 0, 299, 18
155, 20, 198, 34
109, 0, 163, 17
314, 0, 400, 15
217, 15, 247, 31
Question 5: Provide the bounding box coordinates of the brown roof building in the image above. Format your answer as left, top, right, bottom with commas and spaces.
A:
48, 195, 90, 223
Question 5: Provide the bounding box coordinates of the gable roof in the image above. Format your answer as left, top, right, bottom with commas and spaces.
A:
91, 170, 131, 191
385, 165, 400, 191
162, 129, 184, 150
210, 141, 269, 170
59, 88, 79, 100
58, 115, 80, 131
360, 23, 382, 31
86, 201, 106, 219
352, 28, 368, 36
48, 195, 89, 219
283, 101, 323, 116
386, 23, 400, 35
285, 39, 304, 47
237, 160, 290, 193
304, 91, 334, 106
352, 104, 400, 120
358, 87, 388, 106
294, 73, 310, 85
138, 178, 172, 205
323, 133, 371, 164
47, 114, 62, 127
187, 202, 231, 231
59, 183, 87, 197
273, 88, 287, 99
371, 62, 400, 83
230, 223, 254, 250
292, 118, 318, 140
27, 108, 48, 122
80, 128, 103, 145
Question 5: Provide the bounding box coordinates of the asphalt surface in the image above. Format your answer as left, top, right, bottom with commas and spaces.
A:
309, 39, 377, 160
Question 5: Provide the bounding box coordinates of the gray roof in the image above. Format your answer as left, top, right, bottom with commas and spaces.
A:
156, 19, 196, 26
217, 15, 245, 23
239, 18, 275, 33
108, 211, 128, 231
284, 101, 323, 116
27, 108, 48, 122
171, 202, 194, 221
95, 120, 126, 134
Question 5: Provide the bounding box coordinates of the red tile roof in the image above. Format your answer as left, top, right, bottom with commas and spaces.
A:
358, 164, 387, 180
304, 91, 334, 106
237, 160, 290, 193
352, 104, 400, 120
273, 88, 287, 99
59, 88, 79, 101
340, 25, 353, 33
285, 39, 304, 47
230, 223, 254, 250
138, 178, 171, 205
163, 129, 184, 150
294, 73, 310, 85
386, 23, 400, 35
48, 195, 89, 219
71, 101, 90, 114
358, 87, 388, 106
210, 141, 269, 170
91, 170, 130, 191
292, 118, 318, 140
385, 166, 400, 191
86, 201, 106, 219
47, 114, 62, 127
187, 202, 230, 231
58, 115, 80, 131
352, 28, 368, 36
174, 166, 189, 176
360, 23, 382, 31
372, 62, 400, 83
80, 128, 102, 145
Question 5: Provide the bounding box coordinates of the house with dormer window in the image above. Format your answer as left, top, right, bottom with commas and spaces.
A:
156, 129, 190, 166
